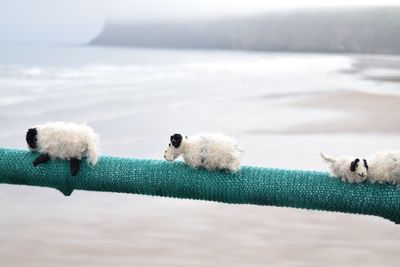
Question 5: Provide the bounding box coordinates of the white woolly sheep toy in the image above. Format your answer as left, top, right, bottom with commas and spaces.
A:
320, 152, 368, 183
321, 151, 400, 184
26, 122, 100, 176
366, 150, 400, 184
164, 133, 241, 172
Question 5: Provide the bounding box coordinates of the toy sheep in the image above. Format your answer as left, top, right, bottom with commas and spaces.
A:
321, 150, 400, 184
367, 150, 400, 184
26, 122, 100, 176
164, 133, 241, 172
320, 152, 368, 183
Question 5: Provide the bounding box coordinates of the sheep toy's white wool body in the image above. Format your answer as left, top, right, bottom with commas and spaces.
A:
34, 122, 100, 164
26, 122, 100, 176
367, 150, 400, 184
320, 153, 368, 183
321, 150, 400, 184
164, 133, 241, 172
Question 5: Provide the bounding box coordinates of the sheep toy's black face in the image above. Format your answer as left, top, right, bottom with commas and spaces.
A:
26, 128, 38, 150
164, 133, 184, 161
350, 158, 368, 179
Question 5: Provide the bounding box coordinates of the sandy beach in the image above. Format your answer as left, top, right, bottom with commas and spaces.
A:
2, 90, 400, 267
1, 47, 400, 266
250, 90, 400, 135
289, 91, 400, 134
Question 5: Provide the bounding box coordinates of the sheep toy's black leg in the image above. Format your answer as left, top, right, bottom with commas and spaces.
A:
33, 154, 50, 167
70, 158, 80, 176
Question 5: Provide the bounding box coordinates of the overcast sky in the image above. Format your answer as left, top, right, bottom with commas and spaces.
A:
0, 0, 399, 45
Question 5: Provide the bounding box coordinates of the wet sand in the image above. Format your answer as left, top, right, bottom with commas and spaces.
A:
1, 189, 400, 267
249, 91, 400, 135
288, 91, 400, 134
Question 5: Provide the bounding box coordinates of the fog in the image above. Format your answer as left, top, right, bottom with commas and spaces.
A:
1, 0, 400, 44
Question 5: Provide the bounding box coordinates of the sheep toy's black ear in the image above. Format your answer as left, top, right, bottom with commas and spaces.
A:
363, 159, 369, 170
350, 158, 360, 172
26, 128, 38, 149
170, 134, 183, 148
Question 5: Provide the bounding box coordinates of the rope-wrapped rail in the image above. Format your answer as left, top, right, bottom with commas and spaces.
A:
1, 148, 399, 223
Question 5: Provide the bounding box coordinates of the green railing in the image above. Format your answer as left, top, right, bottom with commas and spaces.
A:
1, 148, 399, 223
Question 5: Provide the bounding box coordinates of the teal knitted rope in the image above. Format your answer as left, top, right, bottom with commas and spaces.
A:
1, 148, 399, 223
